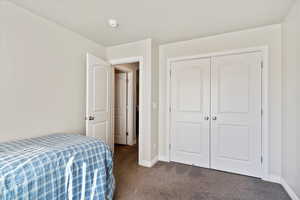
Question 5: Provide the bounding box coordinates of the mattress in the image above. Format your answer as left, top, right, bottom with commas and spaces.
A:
0, 133, 115, 200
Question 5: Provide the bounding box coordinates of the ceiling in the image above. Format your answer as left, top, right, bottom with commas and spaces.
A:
8, 0, 294, 46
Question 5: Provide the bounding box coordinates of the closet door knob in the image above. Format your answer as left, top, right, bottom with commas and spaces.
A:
204, 116, 210, 120
212, 116, 217, 120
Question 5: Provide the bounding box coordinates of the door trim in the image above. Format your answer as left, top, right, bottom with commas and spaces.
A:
109, 56, 144, 166
165, 46, 269, 180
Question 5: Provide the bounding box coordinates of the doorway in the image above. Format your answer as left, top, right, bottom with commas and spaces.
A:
86, 53, 147, 166
113, 62, 139, 154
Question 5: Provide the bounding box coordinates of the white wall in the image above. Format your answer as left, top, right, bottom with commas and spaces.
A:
0, 1, 106, 142
107, 39, 159, 164
151, 40, 159, 160
0, 1, 160, 166
159, 24, 282, 178
282, 0, 300, 198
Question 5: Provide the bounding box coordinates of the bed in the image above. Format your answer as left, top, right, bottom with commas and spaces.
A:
0, 133, 115, 200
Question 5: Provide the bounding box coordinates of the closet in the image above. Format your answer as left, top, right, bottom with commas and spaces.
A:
170, 52, 262, 178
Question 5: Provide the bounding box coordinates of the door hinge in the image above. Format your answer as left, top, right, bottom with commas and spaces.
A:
126, 132, 128, 136
170, 70, 172, 77
261, 109, 263, 116
261, 61, 263, 69
169, 144, 171, 150
169, 106, 171, 112
261, 156, 263, 164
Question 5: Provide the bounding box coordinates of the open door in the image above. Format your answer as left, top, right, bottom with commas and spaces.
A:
86, 53, 112, 149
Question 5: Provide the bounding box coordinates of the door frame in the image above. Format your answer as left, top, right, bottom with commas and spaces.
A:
110, 57, 144, 165
165, 46, 269, 180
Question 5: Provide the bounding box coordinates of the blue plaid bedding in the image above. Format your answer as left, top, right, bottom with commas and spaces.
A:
0, 134, 115, 200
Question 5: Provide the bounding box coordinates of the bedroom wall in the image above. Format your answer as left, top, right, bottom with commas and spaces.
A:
0, 1, 106, 142
159, 24, 282, 178
282, 0, 300, 198
151, 40, 160, 161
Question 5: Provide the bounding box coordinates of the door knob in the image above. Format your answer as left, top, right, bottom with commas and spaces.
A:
204, 116, 210, 120
212, 116, 217, 120
88, 116, 95, 121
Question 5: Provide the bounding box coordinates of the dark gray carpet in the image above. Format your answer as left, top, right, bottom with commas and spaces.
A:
113, 145, 290, 200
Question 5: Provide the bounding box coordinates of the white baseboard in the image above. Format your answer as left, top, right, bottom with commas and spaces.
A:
139, 156, 158, 168
158, 155, 169, 162
151, 156, 159, 166
139, 160, 152, 167
281, 178, 299, 200
263, 175, 299, 200
263, 174, 281, 183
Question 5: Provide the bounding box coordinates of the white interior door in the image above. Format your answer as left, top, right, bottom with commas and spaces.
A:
170, 58, 211, 168
86, 53, 112, 148
115, 72, 128, 145
210, 52, 262, 177
126, 72, 135, 146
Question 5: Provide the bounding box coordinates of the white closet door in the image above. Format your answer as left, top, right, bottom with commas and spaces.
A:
114, 72, 127, 145
170, 58, 211, 168
211, 52, 262, 177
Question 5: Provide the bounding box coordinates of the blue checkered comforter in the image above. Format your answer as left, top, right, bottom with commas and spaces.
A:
0, 134, 115, 200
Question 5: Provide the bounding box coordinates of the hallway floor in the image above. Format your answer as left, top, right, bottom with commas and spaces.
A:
113, 145, 290, 200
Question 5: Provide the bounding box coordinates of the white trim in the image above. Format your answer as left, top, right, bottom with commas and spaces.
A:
109, 56, 146, 166
165, 46, 270, 179
151, 156, 159, 167
158, 155, 169, 162
258, 175, 299, 200
140, 156, 159, 168
139, 160, 151, 167
110, 57, 142, 65
264, 175, 281, 184
261, 46, 269, 181
281, 178, 300, 200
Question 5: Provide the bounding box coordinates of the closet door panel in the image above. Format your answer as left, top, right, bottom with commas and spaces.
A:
210, 52, 262, 178
170, 58, 211, 168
